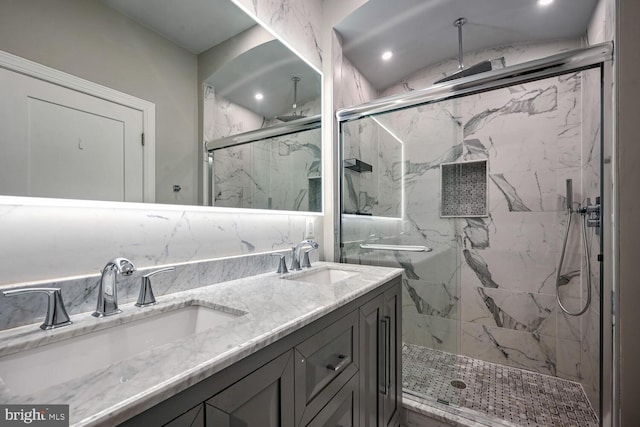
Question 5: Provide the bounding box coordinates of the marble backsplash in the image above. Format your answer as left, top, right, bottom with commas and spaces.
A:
0, 248, 319, 331
0, 201, 321, 285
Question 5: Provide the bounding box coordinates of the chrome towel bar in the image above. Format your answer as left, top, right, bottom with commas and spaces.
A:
359, 244, 432, 252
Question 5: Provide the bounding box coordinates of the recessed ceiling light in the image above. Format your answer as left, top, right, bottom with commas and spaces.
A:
255, 93, 264, 101
381, 51, 393, 61
538, 0, 553, 6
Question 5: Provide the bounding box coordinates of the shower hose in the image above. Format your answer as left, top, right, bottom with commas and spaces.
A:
556, 207, 592, 316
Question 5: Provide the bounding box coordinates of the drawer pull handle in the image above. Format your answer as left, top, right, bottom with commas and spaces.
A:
380, 317, 390, 396
327, 355, 350, 372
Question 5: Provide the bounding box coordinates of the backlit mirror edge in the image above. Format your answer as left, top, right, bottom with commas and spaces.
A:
0, 194, 324, 216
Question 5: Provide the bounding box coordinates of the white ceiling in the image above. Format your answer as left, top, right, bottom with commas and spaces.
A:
101, 0, 256, 54
335, 0, 599, 90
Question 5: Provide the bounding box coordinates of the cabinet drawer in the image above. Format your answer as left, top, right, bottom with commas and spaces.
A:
306, 373, 358, 427
294, 310, 359, 425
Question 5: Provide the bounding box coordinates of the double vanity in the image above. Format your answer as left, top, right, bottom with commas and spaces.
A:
0, 261, 402, 427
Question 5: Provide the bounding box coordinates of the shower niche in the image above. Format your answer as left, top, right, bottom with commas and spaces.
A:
440, 159, 488, 218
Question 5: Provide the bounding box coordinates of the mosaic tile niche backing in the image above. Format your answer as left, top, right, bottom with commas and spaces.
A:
441, 160, 488, 217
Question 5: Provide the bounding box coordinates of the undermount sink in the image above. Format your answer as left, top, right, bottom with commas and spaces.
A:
0, 302, 246, 396
286, 267, 359, 285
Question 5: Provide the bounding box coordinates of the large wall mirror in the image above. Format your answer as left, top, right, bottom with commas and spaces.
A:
0, 0, 322, 212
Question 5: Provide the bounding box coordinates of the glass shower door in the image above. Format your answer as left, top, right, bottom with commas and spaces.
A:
340, 99, 465, 406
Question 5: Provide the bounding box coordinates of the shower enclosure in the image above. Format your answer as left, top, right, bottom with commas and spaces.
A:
338, 44, 611, 426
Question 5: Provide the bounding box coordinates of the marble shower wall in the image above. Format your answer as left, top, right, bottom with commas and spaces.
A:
337, 54, 379, 109
341, 47, 602, 410
342, 117, 401, 217
230, 0, 323, 72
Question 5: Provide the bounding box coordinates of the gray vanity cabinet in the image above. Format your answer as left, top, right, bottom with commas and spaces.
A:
358, 285, 401, 427
205, 350, 295, 427
119, 276, 401, 427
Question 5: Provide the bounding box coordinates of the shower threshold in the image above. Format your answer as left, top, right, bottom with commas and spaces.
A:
402, 343, 598, 427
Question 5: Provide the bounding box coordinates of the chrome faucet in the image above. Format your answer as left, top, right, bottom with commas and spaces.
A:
290, 239, 319, 271
93, 258, 136, 317
2, 288, 72, 330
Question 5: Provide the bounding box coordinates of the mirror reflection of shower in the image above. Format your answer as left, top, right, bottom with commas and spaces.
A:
276, 77, 306, 122
556, 178, 601, 316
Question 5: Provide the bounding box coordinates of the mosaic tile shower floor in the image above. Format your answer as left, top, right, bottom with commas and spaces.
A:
402, 343, 599, 427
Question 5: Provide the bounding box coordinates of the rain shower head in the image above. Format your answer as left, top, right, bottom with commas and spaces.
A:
434, 17, 495, 84
434, 60, 493, 84
275, 77, 306, 122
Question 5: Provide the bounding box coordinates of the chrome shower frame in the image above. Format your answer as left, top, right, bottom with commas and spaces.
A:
337, 43, 612, 121
335, 41, 614, 425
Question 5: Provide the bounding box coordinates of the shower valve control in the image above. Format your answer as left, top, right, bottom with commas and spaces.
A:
581, 197, 601, 232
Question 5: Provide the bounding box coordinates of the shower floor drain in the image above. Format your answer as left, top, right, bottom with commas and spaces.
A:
450, 379, 467, 389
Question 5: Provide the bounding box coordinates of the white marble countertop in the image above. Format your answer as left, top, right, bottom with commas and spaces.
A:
0, 262, 402, 426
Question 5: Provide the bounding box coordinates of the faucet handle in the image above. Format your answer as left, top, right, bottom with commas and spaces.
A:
301, 248, 316, 268
136, 267, 175, 307
290, 246, 301, 271
3, 288, 72, 330
270, 253, 289, 274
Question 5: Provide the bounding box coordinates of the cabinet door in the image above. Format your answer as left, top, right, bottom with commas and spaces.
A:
205, 351, 294, 427
358, 294, 384, 427
381, 285, 401, 427
163, 404, 204, 427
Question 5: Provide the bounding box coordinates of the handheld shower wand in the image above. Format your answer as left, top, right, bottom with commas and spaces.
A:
566, 179, 573, 212
556, 178, 592, 316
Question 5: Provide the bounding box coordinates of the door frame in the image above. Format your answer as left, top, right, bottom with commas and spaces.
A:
0, 49, 156, 202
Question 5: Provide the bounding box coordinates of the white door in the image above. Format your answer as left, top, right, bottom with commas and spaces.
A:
0, 66, 145, 202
